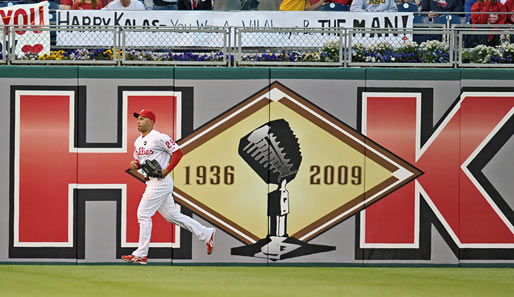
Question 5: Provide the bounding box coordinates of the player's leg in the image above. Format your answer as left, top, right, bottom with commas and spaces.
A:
131, 186, 167, 258
158, 192, 216, 254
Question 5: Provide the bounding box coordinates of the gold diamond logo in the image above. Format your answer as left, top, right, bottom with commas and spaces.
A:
172, 82, 422, 245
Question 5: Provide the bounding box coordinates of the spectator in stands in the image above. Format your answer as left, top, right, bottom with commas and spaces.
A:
470, 0, 507, 46
279, 0, 327, 10
59, 0, 73, 9
465, 0, 477, 23
72, 0, 103, 9
505, 0, 514, 27
506, 0, 514, 42
326, 0, 352, 6
415, 0, 422, 10
194, 0, 213, 9
421, 0, 463, 19
102, 0, 114, 7
149, 0, 178, 10
350, 0, 398, 11
102, 0, 145, 9
177, 0, 213, 9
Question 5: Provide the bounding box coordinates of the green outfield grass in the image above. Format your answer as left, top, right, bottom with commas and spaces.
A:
1, 265, 514, 297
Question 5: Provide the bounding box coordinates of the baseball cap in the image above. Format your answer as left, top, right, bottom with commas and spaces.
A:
133, 109, 156, 123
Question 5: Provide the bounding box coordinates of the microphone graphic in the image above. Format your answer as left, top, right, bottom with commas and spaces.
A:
239, 119, 302, 238
233, 119, 335, 260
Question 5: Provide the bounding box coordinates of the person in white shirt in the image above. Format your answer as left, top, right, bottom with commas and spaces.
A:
122, 109, 216, 265
103, 0, 146, 10
350, 0, 398, 11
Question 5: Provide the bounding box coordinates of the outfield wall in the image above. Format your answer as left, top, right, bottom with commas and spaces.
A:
1, 66, 513, 265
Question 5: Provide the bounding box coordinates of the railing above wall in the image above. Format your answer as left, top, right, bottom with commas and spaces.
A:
1, 25, 514, 67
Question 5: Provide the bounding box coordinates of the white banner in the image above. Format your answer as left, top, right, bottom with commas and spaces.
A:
0, 2, 50, 56
56, 10, 413, 47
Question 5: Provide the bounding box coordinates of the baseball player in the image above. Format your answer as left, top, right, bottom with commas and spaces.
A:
122, 109, 215, 265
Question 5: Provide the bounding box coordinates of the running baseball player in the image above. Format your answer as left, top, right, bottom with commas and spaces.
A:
122, 109, 215, 265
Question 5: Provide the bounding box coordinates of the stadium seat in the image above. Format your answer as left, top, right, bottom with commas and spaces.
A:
413, 15, 429, 25
397, 2, 419, 12
431, 15, 448, 25
320, 3, 350, 11
447, 14, 466, 25
432, 15, 466, 26
413, 14, 430, 44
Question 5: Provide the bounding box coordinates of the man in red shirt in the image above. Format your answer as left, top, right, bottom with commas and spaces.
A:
470, 0, 507, 46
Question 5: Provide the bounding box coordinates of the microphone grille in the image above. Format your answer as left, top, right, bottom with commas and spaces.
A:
238, 119, 302, 185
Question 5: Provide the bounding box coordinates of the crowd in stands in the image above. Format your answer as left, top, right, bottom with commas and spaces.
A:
1, 0, 512, 46
0, 0, 214, 10
1, 0, 512, 29
1, 0, 512, 21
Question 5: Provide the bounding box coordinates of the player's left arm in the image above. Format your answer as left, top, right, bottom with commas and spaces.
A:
161, 148, 183, 177
161, 136, 183, 177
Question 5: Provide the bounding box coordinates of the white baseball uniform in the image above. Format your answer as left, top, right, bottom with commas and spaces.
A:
131, 129, 214, 258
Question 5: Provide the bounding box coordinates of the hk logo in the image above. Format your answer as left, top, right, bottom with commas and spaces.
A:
10, 84, 514, 261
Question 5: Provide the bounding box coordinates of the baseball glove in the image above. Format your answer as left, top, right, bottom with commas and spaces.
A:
141, 159, 163, 178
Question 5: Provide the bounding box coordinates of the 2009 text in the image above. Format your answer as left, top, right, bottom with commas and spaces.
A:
309, 165, 362, 185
